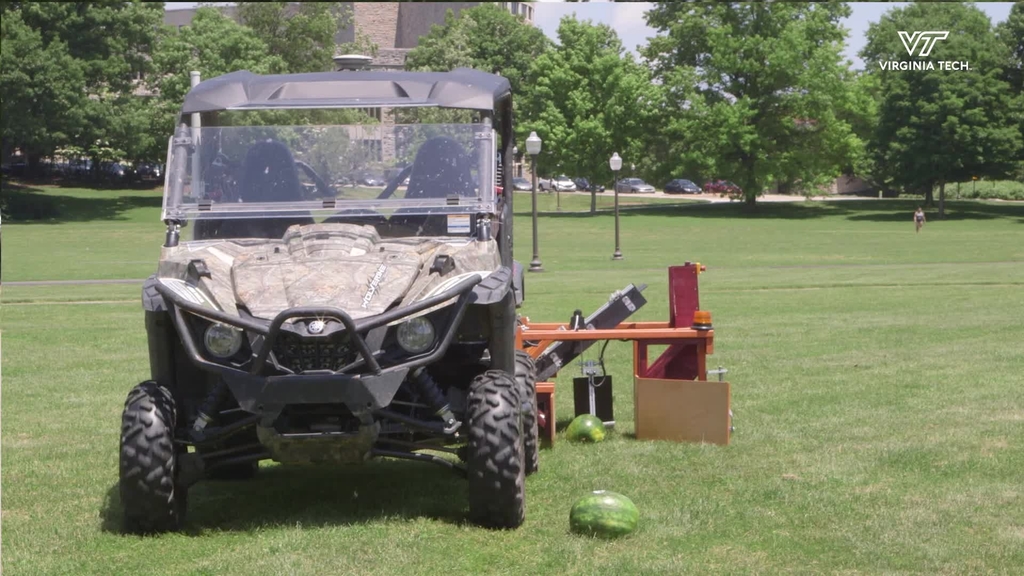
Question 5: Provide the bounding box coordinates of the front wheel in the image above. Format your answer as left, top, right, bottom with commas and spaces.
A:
119, 381, 187, 534
466, 370, 525, 529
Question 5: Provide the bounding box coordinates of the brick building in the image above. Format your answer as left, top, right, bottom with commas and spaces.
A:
164, 2, 535, 71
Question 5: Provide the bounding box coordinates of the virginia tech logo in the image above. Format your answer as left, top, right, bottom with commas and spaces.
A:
881, 30, 965, 71
898, 31, 949, 57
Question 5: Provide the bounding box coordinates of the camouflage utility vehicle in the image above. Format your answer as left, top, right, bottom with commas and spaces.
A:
120, 69, 537, 533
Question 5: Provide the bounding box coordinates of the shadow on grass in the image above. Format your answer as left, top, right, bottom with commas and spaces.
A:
524, 200, 847, 220
844, 201, 1024, 223
517, 198, 1024, 223
555, 417, 575, 433
1, 181, 161, 223
100, 458, 471, 535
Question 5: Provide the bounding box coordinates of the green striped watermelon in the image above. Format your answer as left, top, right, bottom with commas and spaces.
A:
569, 490, 639, 538
565, 414, 605, 443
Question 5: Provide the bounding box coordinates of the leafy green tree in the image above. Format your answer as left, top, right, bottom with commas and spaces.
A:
862, 2, 1022, 216
406, 4, 550, 100
1, 1, 163, 168
996, 2, 1024, 180
520, 17, 657, 211
0, 9, 86, 165
151, 8, 286, 111
643, 2, 866, 206
236, 2, 350, 73
145, 8, 286, 150
998, 2, 1024, 94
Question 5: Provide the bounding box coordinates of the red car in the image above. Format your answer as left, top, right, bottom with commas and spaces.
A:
703, 179, 742, 195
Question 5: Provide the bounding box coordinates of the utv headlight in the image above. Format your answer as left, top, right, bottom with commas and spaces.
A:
203, 323, 243, 358
397, 317, 435, 354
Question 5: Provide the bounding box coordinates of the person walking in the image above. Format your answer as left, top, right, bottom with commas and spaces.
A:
914, 207, 926, 233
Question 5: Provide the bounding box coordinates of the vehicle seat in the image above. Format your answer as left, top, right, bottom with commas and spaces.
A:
405, 136, 476, 200
393, 136, 476, 235
194, 140, 314, 240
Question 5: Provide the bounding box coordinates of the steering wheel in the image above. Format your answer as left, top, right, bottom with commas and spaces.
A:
294, 160, 335, 199
376, 164, 415, 200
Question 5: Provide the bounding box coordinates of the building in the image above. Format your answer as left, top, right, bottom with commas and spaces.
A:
163, 2, 534, 71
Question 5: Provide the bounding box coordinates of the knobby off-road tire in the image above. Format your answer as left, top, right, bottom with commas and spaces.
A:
466, 370, 526, 529
119, 381, 186, 534
514, 350, 540, 476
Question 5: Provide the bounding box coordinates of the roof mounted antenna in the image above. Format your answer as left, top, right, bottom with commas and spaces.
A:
333, 54, 373, 71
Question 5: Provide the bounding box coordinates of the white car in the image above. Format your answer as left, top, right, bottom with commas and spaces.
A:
539, 175, 577, 192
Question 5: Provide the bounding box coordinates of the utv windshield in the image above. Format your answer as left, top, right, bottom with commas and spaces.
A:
162, 123, 497, 241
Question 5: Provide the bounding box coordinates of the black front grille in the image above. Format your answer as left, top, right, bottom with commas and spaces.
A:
272, 331, 358, 373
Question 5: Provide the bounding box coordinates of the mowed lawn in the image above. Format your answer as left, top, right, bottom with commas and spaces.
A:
1, 185, 1023, 574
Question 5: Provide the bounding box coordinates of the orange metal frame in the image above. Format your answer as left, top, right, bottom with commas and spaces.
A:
516, 263, 715, 445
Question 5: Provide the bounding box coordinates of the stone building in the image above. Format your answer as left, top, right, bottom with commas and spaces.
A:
163, 2, 535, 72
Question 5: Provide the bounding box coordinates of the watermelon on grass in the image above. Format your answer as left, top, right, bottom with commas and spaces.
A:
565, 414, 605, 443
569, 490, 639, 538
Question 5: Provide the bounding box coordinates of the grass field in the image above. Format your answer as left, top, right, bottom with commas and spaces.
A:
2, 184, 1023, 574
0, 184, 690, 283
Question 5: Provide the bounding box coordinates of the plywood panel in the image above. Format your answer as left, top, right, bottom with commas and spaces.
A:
634, 378, 730, 445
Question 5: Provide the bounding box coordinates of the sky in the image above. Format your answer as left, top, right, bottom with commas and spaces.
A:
165, 2, 1017, 70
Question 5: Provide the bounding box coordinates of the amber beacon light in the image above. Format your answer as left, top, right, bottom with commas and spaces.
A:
692, 310, 713, 331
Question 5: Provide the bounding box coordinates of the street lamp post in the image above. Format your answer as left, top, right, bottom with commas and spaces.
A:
610, 152, 623, 260
556, 172, 562, 212
527, 132, 544, 272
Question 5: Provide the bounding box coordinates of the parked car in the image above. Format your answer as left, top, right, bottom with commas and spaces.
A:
100, 162, 129, 181
703, 179, 742, 195
664, 179, 701, 194
512, 177, 532, 191
573, 177, 605, 193
539, 174, 576, 192
616, 178, 655, 194
67, 158, 92, 178
359, 175, 385, 187
135, 162, 163, 181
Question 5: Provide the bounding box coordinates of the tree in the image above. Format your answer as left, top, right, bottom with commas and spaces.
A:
996, 2, 1024, 180
145, 7, 286, 151
1, 9, 86, 165
519, 17, 657, 211
145, 8, 375, 163
862, 2, 1022, 217
405, 3, 551, 141
236, 2, 350, 73
643, 2, 867, 206
1, 1, 163, 168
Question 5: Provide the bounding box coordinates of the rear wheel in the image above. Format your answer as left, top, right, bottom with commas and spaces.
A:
514, 351, 540, 475
466, 370, 525, 529
119, 381, 186, 534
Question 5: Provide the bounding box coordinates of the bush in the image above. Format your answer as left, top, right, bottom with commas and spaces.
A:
952, 180, 1024, 201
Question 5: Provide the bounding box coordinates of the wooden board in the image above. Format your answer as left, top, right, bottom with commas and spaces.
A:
633, 377, 730, 445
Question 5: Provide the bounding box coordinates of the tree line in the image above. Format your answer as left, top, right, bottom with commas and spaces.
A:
2, 1, 1022, 210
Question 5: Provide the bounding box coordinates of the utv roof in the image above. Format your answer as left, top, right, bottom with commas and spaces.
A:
180, 68, 511, 114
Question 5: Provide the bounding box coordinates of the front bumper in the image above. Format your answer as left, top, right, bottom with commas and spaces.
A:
153, 272, 495, 420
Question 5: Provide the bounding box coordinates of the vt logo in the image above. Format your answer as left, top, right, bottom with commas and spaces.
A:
898, 31, 949, 57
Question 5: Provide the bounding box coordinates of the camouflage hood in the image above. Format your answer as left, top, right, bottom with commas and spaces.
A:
157, 223, 500, 321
